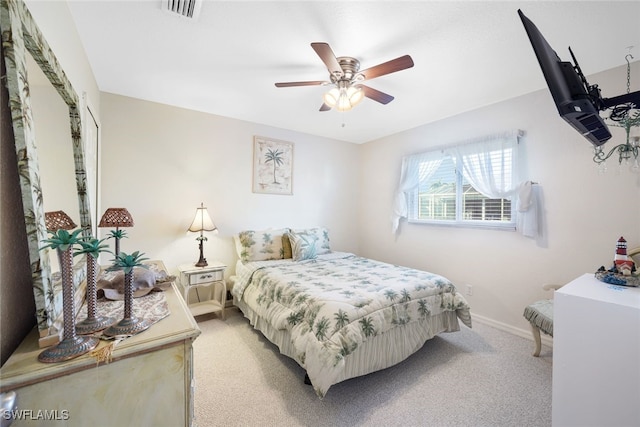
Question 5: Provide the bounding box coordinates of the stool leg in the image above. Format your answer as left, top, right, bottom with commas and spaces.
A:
530, 323, 542, 357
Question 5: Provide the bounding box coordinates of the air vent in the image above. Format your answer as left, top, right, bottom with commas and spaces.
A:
162, 0, 202, 20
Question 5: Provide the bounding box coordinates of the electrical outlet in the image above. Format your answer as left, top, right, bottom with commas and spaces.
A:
466, 284, 473, 296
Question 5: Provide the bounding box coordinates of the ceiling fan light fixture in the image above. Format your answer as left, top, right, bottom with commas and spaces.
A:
323, 82, 364, 112
323, 87, 341, 108
346, 85, 364, 106
276, 43, 413, 111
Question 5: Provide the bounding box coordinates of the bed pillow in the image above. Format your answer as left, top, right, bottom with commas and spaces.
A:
234, 228, 289, 262
292, 227, 331, 255
288, 230, 319, 261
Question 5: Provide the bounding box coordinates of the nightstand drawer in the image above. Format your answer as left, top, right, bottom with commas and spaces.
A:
189, 270, 223, 285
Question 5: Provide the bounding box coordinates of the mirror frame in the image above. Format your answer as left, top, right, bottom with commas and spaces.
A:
1, 0, 92, 346
83, 94, 101, 239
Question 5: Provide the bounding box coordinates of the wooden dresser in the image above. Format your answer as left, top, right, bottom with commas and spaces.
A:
0, 261, 201, 426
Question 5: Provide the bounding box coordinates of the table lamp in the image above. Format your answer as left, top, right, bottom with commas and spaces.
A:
188, 202, 216, 267
98, 207, 134, 257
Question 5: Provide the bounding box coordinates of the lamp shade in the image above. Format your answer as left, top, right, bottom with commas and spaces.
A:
188, 203, 216, 233
98, 208, 134, 228
323, 81, 364, 112
44, 210, 77, 231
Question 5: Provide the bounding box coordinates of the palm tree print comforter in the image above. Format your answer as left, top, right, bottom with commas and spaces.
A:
233, 252, 472, 397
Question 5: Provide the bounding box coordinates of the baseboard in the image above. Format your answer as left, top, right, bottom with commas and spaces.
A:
470, 312, 553, 348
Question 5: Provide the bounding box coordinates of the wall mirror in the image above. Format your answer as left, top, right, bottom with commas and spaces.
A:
27, 54, 80, 274
1, 0, 93, 347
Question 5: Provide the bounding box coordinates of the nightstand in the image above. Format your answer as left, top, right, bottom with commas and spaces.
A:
178, 262, 226, 319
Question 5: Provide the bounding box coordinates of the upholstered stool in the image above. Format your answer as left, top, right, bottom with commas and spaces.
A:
523, 299, 554, 357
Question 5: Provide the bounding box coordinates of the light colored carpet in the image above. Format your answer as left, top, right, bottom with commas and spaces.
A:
193, 309, 552, 427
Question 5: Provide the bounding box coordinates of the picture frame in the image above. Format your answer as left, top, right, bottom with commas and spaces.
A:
252, 136, 294, 195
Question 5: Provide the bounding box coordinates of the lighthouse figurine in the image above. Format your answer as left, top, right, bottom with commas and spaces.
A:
614, 236, 634, 276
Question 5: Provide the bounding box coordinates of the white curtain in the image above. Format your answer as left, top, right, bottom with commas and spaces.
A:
391, 151, 442, 233
452, 131, 519, 199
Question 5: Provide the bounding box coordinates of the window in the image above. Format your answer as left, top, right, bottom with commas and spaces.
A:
392, 131, 521, 232
411, 154, 514, 226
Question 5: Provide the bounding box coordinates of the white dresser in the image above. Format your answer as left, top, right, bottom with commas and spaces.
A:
552, 273, 640, 426
0, 261, 201, 426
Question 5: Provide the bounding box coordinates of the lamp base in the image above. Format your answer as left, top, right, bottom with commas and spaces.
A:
76, 316, 117, 335
38, 335, 100, 363
195, 239, 207, 267
103, 316, 152, 337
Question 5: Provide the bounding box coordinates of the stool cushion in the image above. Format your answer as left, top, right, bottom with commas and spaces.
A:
523, 299, 554, 336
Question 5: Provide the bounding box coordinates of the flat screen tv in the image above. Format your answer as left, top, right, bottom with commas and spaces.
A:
518, 9, 612, 146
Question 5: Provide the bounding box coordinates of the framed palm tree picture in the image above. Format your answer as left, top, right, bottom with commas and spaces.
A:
253, 136, 294, 195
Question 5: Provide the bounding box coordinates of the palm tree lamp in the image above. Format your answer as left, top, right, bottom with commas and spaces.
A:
103, 251, 153, 337
75, 237, 116, 334
98, 207, 134, 257
188, 202, 217, 267
38, 211, 99, 363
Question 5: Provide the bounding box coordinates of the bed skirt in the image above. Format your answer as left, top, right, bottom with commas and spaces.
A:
234, 297, 463, 396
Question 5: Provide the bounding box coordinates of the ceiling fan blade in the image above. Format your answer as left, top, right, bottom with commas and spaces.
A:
311, 42, 343, 76
359, 55, 414, 81
275, 80, 326, 88
319, 103, 332, 112
361, 85, 394, 105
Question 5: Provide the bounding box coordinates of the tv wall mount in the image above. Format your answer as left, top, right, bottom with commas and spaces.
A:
575, 51, 639, 126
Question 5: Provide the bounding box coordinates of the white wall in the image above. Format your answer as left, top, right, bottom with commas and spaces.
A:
359, 62, 640, 336
99, 93, 361, 277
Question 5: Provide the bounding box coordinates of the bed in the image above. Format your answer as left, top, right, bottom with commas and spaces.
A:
231, 227, 472, 398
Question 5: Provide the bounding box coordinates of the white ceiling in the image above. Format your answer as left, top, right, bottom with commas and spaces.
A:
66, 1, 640, 144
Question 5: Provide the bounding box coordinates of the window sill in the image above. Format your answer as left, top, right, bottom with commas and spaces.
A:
407, 219, 516, 231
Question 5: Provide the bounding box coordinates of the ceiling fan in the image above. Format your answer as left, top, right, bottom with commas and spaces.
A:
275, 42, 414, 112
